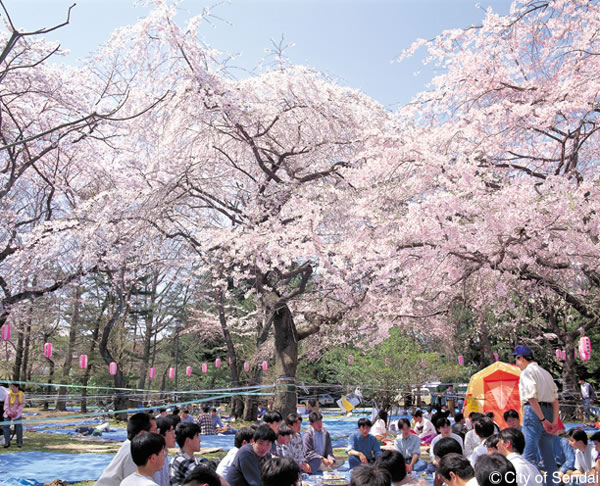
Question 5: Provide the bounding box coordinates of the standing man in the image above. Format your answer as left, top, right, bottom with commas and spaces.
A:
579, 379, 595, 422
445, 386, 458, 418
512, 345, 560, 486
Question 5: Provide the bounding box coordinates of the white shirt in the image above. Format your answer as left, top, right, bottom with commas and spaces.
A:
574, 444, 595, 473
216, 446, 238, 478
519, 362, 558, 403
0, 386, 8, 402
371, 419, 387, 437
120, 472, 159, 486
507, 452, 541, 486
580, 383, 592, 400
466, 478, 479, 486
464, 430, 480, 458
469, 442, 488, 467
430, 433, 464, 461
415, 418, 436, 438
95, 440, 136, 486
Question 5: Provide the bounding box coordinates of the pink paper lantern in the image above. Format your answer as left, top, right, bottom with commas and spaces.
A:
348, 354, 354, 365
555, 349, 562, 360
1, 323, 10, 341
186, 366, 192, 376
168, 367, 175, 379
43, 342, 53, 359
202, 362, 208, 373
561, 349, 566, 360
228, 357, 232, 365
79, 354, 88, 369
215, 358, 221, 369
458, 355, 465, 366
109, 362, 117, 376
578, 336, 591, 361
243, 361, 249, 372
148, 367, 156, 379
262, 360, 268, 371
493, 352, 499, 362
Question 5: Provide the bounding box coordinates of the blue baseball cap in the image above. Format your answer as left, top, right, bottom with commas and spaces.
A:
511, 345, 533, 357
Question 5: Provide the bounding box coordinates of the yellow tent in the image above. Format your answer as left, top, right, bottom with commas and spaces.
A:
463, 361, 521, 429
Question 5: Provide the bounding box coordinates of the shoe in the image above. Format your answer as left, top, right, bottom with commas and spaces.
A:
3, 443, 9, 448
17, 444, 22, 448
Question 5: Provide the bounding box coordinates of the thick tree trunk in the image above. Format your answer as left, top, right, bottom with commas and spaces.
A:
43, 357, 55, 411
272, 306, 298, 416
21, 315, 32, 381
81, 296, 106, 413
12, 320, 23, 382
57, 282, 81, 411
137, 272, 158, 391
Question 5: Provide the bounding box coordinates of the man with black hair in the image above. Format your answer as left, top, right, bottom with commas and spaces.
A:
512, 344, 560, 485
413, 410, 436, 442
485, 434, 500, 455
262, 410, 283, 435
226, 424, 276, 486
433, 437, 463, 461
285, 413, 311, 473
470, 416, 496, 466
303, 411, 339, 473
567, 428, 595, 475
498, 428, 540, 486
452, 413, 467, 440
394, 418, 427, 473
170, 423, 202, 486
121, 432, 166, 486
261, 456, 301, 486
96, 413, 154, 486
374, 450, 407, 485
429, 418, 464, 464
182, 465, 220, 486
274, 424, 293, 457
347, 418, 382, 469
464, 413, 483, 457
197, 407, 215, 435
350, 464, 391, 486
155, 416, 178, 486
181, 410, 195, 424
503, 410, 520, 430
438, 453, 477, 486
474, 453, 517, 486
579, 379, 596, 423
216, 428, 254, 479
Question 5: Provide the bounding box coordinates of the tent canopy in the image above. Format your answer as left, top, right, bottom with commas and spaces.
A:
463, 361, 521, 429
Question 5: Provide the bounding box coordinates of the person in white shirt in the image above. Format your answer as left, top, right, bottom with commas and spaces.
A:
413, 410, 436, 441
464, 413, 484, 457
96, 413, 156, 486
371, 410, 390, 440
469, 417, 495, 467
439, 453, 478, 486
567, 428, 595, 475
430, 418, 464, 463
121, 432, 166, 486
216, 427, 254, 478
497, 428, 541, 486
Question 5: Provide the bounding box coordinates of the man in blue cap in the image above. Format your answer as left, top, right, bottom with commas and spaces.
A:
512, 344, 560, 486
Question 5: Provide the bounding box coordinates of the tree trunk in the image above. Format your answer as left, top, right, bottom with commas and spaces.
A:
81, 295, 107, 413
43, 356, 55, 411
21, 314, 32, 381
137, 272, 158, 391
57, 282, 81, 411
12, 320, 24, 382
272, 306, 299, 416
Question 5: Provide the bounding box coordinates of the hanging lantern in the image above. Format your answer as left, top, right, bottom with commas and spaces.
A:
43, 342, 53, 359
458, 355, 465, 366
578, 336, 591, 361
384, 357, 391, 367
243, 361, 249, 372
1, 323, 10, 341
168, 367, 175, 379
228, 357, 232, 365
555, 349, 562, 360
186, 366, 192, 377
79, 354, 88, 369
109, 362, 117, 376
148, 367, 156, 379
215, 358, 221, 369
202, 362, 208, 374
348, 354, 354, 365
561, 349, 566, 360
493, 352, 499, 362
262, 360, 268, 371
311, 351, 316, 360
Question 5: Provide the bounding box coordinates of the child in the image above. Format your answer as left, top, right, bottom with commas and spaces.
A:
3, 383, 25, 448
121, 432, 166, 486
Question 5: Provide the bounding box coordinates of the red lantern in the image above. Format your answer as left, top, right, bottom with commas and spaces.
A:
79, 354, 88, 369
458, 355, 465, 366
348, 354, 354, 365
148, 367, 156, 379
43, 343, 53, 359
168, 367, 175, 379
555, 349, 562, 360
202, 362, 208, 374
186, 366, 192, 377
1, 323, 10, 341
228, 357, 232, 365
578, 337, 591, 361
109, 362, 117, 376
262, 360, 268, 371
215, 358, 221, 369
493, 352, 499, 362
561, 349, 566, 360
243, 362, 249, 372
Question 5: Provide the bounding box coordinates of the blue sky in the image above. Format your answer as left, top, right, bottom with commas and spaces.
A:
4, 0, 511, 108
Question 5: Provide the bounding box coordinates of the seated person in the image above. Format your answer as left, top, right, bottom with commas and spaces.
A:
474, 453, 517, 486
155, 415, 178, 486
273, 424, 293, 457
469, 416, 495, 466
182, 465, 220, 486
121, 432, 166, 486
463, 413, 483, 457
429, 418, 464, 465
262, 410, 283, 435
216, 427, 254, 479
226, 424, 276, 486
347, 418, 383, 469
451, 413, 467, 441
497, 428, 541, 486
256, 404, 266, 419
503, 410, 520, 429
438, 453, 477, 486
285, 413, 311, 473
394, 418, 427, 473
261, 456, 301, 486
170, 423, 203, 486
591, 432, 600, 480
554, 435, 576, 480
485, 434, 500, 455
303, 411, 342, 473
180, 409, 195, 424
413, 410, 436, 444
210, 408, 229, 433
430, 437, 463, 484
375, 450, 430, 486
350, 464, 391, 486
372, 410, 390, 441
567, 429, 596, 476
196, 407, 215, 435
